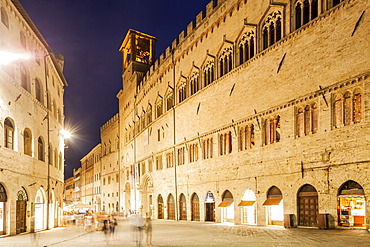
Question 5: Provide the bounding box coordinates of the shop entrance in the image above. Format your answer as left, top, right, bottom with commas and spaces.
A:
205, 191, 215, 222
338, 180, 365, 227
167, 194, 175, 220
34, 188, 46, 231
179, 194, 187, 220
191, 193, 200, 221
219, 190, 234, 223
16, 187, 28, 234
263, 186, 284, 226
298, 184, 318, 227
0, 184, 7, 235
157, 195, 164, 219
239, 189, 256, 225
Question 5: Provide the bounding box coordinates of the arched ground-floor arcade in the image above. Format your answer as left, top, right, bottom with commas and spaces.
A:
140, 162, 370, 230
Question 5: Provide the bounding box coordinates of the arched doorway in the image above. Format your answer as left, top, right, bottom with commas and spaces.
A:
238, 189, 256, 224
263, 186, 284, 226
179, 194, 187, 220
124, 183, 131, 214
157, 195, 164, 219
16, 187, 28, 234
0, 184, 7, 235
338, 180, 365, 227
205, 191, 215, 222
219, 190, 234, 223
191, 193, 200, 221
34, 188, 46, 231
298, 184, 318, 227
141, 176, 153, 217
167, 194, 175, 220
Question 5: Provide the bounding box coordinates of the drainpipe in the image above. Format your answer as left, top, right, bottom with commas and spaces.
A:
133, 95, 137, 212
44, 52, 51, 230
171, 49, 179, 221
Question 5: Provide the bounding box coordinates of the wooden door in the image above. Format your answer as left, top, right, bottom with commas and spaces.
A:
158, 203, 164, 219
16, 201, 26, 234
167, 202, 175, 220
205, 203, 215, 222
191, 201, 200, 221
298, 193, 318, 227
179, 201, 187, 220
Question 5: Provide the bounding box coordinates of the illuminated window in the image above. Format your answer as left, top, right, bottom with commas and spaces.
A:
147, 104, 152, 124
4, 118, 14, 150
264, 116, 281, 145
38, 137, 45, 161
156, 97, 163, 118
219, 47, 233, 77
35, 78, 43, 103
178, 82, 187, 103
239, 32, 255, 65
294, 0, 319, 30
177, 147, 185, 166
334, 89, 362, 128
156, 155, 163, 170
24, 128, 32, 156
166, 90, 174, 111
190, 72, 200, 96
203, 61, 215, 87
262, 11, 282, 49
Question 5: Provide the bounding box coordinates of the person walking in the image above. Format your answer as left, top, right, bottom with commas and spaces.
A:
109, 215, 118, 240
145, 215, 153, 247
102, 219, 110, 244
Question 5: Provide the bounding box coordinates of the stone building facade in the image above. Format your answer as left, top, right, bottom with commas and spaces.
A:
117, 0, 370, 229
77, 0, 369, 229
64, 176, 74, 206
0, 0, 67, 235
80, 144, 101, 212
100, 114, 120, 213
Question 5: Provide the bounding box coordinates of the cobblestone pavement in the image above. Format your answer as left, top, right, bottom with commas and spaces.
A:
1, 219, 370, 246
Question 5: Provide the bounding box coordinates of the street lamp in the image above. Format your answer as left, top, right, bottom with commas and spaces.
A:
60, 129, 72, 139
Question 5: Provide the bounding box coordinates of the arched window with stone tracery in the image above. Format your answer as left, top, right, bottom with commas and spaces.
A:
239, 31, 255, 65
262, 11, 282, 50
294, 0, 319, 30
219, 47, 233, 77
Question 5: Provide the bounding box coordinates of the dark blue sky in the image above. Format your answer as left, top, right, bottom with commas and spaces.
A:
19, 0, 211, 179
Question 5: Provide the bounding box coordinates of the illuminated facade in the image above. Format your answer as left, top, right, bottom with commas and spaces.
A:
117, 0, 370, 229
78, 0, 369, 230
0, 0, 67, 235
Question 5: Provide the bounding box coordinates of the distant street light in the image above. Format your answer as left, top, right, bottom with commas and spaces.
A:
0, 51, 31, 65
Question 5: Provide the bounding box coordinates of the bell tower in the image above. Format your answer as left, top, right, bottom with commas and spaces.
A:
119, 29, 157, 92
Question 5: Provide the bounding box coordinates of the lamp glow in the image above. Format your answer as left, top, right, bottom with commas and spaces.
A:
0, 51, 32, 65
60, 129, 71, 139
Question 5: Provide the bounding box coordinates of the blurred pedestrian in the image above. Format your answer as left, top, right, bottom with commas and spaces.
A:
109, 215, 118, 240
102, 219, 109, 243
145, 215, 152, 247
130, 213, 144, 246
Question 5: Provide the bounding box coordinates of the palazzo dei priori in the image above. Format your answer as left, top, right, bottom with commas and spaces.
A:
77, 0, 370, 229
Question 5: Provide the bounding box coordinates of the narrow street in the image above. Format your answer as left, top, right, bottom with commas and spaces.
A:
1, 219, 370, 246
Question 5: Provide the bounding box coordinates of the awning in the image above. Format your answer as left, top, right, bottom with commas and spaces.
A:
238, 201, 255, 207
262, 198, 282, 206
218, 201, 233, 207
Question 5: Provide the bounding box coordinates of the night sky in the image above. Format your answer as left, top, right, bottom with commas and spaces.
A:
19, 0, 211, 179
